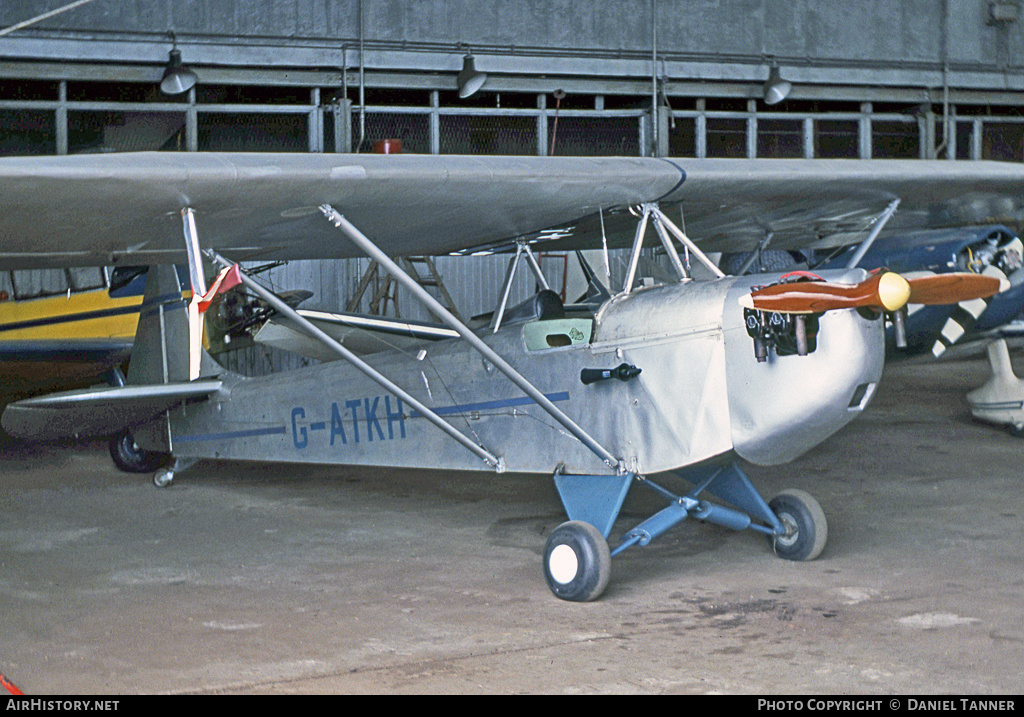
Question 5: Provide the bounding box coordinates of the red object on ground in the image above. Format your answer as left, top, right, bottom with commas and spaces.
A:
0, 672, 24, 695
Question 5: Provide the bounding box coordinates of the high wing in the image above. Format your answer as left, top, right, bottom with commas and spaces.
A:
0, 153, 686, 270
4, 154, 1024, 270
541, 158, 1024, 256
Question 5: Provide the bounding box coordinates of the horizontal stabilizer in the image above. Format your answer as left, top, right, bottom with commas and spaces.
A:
1, 380, 222, 441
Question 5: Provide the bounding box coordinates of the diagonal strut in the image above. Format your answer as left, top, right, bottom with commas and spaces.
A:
318, 204, 624, 473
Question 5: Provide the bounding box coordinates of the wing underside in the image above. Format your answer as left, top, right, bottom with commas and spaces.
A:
3, 153, 1024, 271
0, 153, 686, 270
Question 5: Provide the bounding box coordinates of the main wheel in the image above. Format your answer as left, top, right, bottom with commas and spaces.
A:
768, 489, 828, 561
108, 429, 170, 474
543, 520, 611, 602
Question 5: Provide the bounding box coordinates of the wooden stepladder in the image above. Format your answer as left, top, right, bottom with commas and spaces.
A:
347, 256, 462, 322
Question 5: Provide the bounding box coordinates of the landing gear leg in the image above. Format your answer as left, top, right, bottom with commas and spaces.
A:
545, 464, 829, 600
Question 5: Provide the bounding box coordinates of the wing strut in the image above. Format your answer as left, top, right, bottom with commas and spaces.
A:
205, 249, 505, 472
622, 203, 725, 293
318, 204, 625, 474
650, 205, 725, 279
735, 231, 775, 276
844, 199, 900, 269
491, 239, 550, 333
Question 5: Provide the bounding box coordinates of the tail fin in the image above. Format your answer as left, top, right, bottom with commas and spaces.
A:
127, 265, 219, 385
123, 264, 218, 455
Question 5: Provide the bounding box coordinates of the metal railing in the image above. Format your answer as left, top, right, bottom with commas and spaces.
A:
3, 80, 1024, 161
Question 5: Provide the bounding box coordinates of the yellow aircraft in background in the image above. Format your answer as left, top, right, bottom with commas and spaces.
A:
0, 268, 143, 398
2, 267, 159, 472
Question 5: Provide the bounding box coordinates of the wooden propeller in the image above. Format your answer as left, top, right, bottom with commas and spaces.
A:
740, 271, 912, 314
904, 272, 1002, 305
741, 270, 1004, 315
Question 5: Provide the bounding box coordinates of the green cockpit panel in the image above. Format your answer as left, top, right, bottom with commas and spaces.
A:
523, 318, 593, 351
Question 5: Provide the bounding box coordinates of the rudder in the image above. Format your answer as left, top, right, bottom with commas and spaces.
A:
128, 265, 219, 385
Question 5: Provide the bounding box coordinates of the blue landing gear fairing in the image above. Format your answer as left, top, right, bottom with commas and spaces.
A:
546, 463, 826, 601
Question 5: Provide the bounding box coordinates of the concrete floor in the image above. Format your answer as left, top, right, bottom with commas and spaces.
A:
1, 353, 1022, 695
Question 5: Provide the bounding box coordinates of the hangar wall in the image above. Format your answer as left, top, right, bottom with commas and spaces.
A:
3, 1, 1024, 162
2, 1, 1023, 91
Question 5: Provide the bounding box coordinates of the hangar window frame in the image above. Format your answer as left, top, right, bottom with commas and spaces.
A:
1, 73, 1024, 163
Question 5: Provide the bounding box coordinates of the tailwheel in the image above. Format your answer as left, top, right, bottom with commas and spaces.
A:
152, 458, 195, 489
543, 520, 611, 602
153, 467, 175, 488
1006, 423, 1024, 438
108, 429, 170, 474
768, 489, 828, 561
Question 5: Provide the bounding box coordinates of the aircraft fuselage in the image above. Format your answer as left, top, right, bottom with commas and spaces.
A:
160, 269, 885, 476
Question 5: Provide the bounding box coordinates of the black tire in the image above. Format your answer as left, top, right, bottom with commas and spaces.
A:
543, 520, 612, 602
768, 489, 828, 561
108, 429, 169, 474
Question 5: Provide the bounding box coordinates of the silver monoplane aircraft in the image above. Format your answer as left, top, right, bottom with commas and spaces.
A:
1, 153, 1021, 601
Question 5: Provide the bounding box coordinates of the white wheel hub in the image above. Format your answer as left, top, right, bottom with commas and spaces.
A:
548, 544, 579, 584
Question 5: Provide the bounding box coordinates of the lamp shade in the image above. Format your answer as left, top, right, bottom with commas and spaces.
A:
160, 48, 197, 95
763, 65, 791, 105
457, 54, 487, 98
